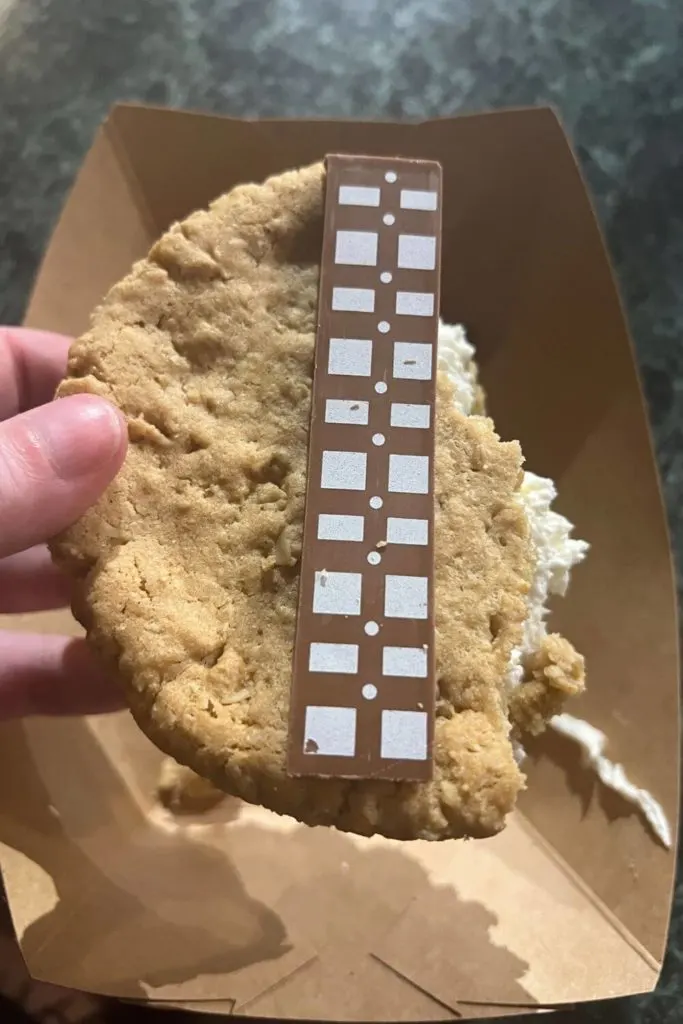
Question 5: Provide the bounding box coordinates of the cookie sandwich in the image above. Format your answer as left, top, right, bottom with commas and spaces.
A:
52, 160, 588, 840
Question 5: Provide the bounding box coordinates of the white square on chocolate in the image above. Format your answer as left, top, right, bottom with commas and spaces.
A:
400, 188, 438, 211
318, 514, 365, 542
304, 705, 357, 757
339, 185, 380, 207
382, 646, 428, 678
397, 234, 436, 270
309, 642, 359, 674
393, 341, 432, 380
388, 453, 429, 494
332, 287, 375, 313
390, 402, 431, 429
381, 709, 428, 760
384, 574, 428, 619
325, 399, 369, 425
328, 338, 373, 377
335, 230, 378, 267
313, 571, 362, 616
321, 450, 367, 490
386, 517, 429, 546
395, 291, 435, 317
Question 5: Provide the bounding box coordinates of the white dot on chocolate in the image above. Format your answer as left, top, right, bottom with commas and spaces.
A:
372, 433, 386, 446
367, 551, 381, 565
383, 213, 395, 226
380, 271, 392, 284
364, 621, 379, 636
362, 683, 378, 700
374, 381, 387, 394
385, 171, 397, 183
378, 321, 390, 334
369, 496, 383, 509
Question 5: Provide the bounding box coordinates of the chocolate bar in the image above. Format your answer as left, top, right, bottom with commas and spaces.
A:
287, 153, 443, 782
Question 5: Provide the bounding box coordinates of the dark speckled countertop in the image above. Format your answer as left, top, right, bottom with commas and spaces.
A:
0, 1, 681, 1022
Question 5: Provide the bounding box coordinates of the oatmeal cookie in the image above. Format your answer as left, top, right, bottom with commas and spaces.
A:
53, 162, 538, 840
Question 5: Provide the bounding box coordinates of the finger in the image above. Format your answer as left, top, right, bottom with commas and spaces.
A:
0, 393, 127, 559
0, 546, 72, 612
0, 632, 125, 719
0, 327, 71, 420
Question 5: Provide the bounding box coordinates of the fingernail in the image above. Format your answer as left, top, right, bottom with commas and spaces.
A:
41, 394, 126, 480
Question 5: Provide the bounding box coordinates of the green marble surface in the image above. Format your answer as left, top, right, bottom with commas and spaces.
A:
0, 1, 681, 1021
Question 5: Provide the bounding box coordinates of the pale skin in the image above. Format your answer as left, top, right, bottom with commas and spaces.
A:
0, 327, 128, 719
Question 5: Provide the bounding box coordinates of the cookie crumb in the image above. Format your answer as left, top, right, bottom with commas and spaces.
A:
157, 759, 226, 815
509, 634, 585, 736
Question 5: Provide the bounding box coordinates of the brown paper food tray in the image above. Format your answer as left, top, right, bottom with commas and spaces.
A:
0, 104, 678, 1021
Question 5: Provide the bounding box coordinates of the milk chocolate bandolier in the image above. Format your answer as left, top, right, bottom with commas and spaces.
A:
289, 155, 442, 783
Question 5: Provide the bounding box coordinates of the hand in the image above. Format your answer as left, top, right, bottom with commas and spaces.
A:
0, 327, 128, 719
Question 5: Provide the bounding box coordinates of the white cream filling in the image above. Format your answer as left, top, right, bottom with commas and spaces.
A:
437, 321, 589, 671
509, 471, 589, 686
551, 714, 672, 849
437, 322, 670, 847
436, 320, 480, 417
